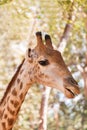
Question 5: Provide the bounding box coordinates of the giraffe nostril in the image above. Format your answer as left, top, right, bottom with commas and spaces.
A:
67, 77, 78, 86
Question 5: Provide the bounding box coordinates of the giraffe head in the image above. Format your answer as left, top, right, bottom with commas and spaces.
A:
26, 32, 80, 98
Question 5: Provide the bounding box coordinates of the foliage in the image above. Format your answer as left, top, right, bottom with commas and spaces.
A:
0, 0, 87, 130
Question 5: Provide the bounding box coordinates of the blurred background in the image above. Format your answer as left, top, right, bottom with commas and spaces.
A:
0, 0, 87, 130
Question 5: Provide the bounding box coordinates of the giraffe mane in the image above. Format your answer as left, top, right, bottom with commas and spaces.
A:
0, 59, 25, 105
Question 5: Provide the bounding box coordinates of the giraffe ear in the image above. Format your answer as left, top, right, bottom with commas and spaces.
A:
28, 48, 31, 57
36, 32, 44, 48
45, 34, 53, 49
26, 48, 33, 62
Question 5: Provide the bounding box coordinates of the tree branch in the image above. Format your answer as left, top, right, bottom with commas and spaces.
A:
58, 1, 75, 53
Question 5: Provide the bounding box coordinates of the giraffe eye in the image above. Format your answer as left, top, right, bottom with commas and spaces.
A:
38, 59, 49, 66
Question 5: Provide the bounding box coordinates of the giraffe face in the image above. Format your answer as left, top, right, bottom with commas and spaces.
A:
27, 32, 80, 98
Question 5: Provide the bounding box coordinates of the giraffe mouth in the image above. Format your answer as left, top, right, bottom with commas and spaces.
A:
65, 87, 79, 98
65, 86, 80, 98
65, 88, 76, 97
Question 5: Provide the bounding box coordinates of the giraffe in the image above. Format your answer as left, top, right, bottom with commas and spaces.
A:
0, 32, 80, 130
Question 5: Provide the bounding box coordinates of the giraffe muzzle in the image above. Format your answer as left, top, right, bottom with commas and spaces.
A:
64, 77, 80, 98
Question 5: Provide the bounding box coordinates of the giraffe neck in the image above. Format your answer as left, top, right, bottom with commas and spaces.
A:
0, 59, 35, 130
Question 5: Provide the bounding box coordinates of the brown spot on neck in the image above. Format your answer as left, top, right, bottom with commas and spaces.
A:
8, 118, 14, 126
13, 100, 19, 108
2, 122, 6, 129
8, 128, 12, 130
4, 114, 7, 119
7, 105, 15, 115
20, 82, 23, 89
12, 88, 17, 96
10, 99, 19, 108
1, 109, 5, 118
17, 78, 20, 84
19, 93, 24, 99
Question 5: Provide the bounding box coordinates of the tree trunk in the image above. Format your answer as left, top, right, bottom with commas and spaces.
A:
82, 52, 87, 98
54, 108, 59, 130
83, 13, 87, 98
38, 87, 51, 130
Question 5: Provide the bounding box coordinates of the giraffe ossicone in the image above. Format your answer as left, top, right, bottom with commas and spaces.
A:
0, 32, 80, 130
